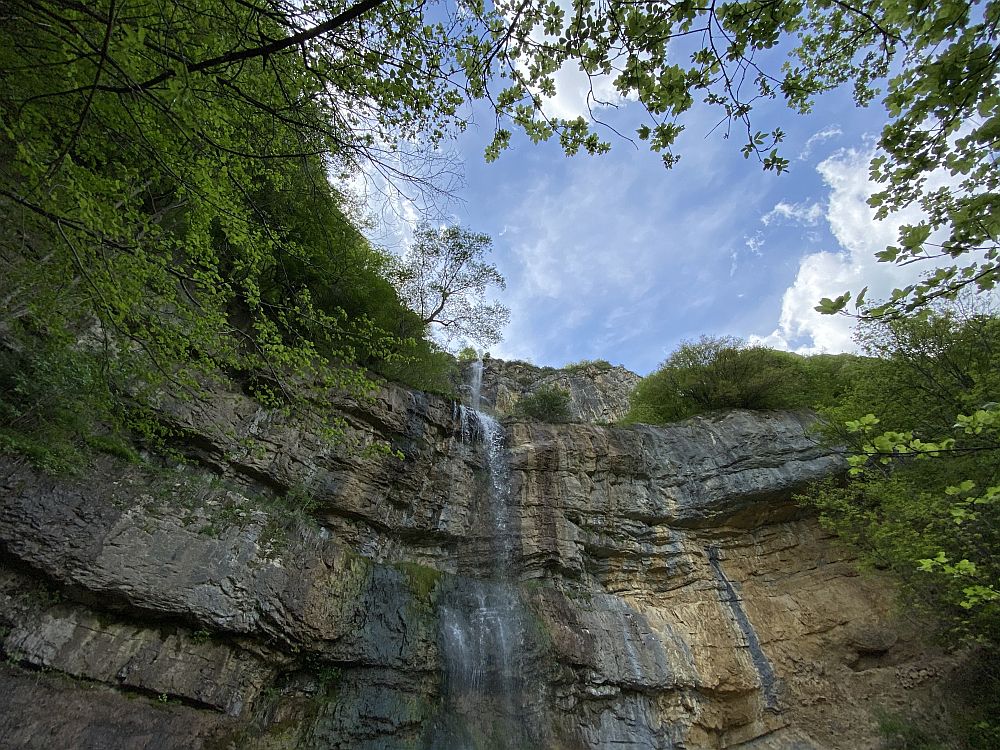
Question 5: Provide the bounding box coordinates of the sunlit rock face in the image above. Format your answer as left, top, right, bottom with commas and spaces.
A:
474, 358, 641, 423
0, 362, 955, 749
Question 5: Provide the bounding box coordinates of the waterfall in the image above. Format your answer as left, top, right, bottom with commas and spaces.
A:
468, 357, 484, 413
432, 360, 534, 749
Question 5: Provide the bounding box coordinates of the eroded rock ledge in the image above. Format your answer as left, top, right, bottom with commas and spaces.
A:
0, 370, 955, 749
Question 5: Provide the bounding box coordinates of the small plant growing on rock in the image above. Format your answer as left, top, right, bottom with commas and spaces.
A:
563, 359, 612, 373
517, 386, 572, 423
191, 629, 212, 644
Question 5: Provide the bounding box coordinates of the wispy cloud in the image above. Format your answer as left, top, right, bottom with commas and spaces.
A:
797, 125, 843, 161
761, 200, 824, 226
489, 159, 661, 361
484, 137, 750, 367
731, 232, 765, 277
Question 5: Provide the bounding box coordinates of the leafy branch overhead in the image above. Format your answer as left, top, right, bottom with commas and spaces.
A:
2, 0, 998, 438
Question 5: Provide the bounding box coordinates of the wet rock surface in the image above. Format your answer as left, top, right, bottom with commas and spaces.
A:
0, 363, 956, 748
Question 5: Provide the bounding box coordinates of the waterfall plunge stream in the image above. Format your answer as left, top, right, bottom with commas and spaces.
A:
431, 360, 534, 749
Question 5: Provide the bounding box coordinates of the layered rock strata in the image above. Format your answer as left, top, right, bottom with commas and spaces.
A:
0, 368, 954, 749
473, 358, 640, 423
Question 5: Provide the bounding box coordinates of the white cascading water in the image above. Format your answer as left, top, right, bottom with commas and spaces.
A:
467, 357, 484, 413
433, 359, 532, 748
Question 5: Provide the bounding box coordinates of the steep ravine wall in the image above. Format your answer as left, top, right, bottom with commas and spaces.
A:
0, 365, 955, 749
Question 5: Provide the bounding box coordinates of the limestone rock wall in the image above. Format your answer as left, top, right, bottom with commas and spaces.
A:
0, 373, 955, 749
474, 359, 641, 423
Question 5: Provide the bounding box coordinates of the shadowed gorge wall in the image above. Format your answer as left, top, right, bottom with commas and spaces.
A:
0, 360, 956, 749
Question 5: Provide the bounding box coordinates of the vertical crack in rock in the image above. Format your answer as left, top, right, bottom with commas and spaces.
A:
706, 545, 780, 711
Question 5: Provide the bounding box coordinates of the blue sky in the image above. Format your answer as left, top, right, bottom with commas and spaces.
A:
366, 66, 947, 376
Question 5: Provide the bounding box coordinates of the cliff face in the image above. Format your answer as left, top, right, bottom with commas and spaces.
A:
473, 359, 641, 423
0, 363, 953, 749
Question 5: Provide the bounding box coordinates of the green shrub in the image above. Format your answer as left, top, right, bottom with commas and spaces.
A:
947, 650, 1000, 749
457, 346, 480, 363
0, 341, 133, 474
875, 709, 946, 750
374, 339, 460, 398
624, 336, 812, 424
517, 386, 572, 422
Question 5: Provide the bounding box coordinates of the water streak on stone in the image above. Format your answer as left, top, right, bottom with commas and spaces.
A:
433, 364, 531, 748
468, 358, 484, 412
707, 545, 780, 711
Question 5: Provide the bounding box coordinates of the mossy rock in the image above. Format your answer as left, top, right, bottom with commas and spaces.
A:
392, 561, 444, 604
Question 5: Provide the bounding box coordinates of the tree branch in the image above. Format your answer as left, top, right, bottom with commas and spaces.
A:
130, 0, 394, 92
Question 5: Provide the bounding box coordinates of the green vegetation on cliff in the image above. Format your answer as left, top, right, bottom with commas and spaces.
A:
516, 385, 573, 423
805, 307, 1000, 749
625, 311, 1000, 747
0, 0, 498, 468
624, 336, 867, 424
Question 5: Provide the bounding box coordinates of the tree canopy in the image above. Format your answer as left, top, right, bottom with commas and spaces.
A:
389, 223, 510, 348
4, 0, 996, 338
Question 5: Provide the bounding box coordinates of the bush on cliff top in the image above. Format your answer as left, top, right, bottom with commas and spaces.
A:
562, 359, 613, 373
624, 336, 869, 425
517, 386, 572, 423
624, 336, 862, 425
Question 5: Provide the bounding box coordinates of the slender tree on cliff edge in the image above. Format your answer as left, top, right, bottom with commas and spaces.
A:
389, 224, 510, 348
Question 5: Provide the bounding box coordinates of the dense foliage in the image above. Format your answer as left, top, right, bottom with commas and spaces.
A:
805, 307, 1000, 748
3, 0, 996, 440
0, 0, 485, 466
810, 312, 1000, 621
624, 336, 865, 424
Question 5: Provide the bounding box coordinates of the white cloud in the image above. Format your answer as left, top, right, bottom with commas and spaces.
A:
754, 147, 953, 354
489, 162, 659, 361
485, 86, 793, 368
542, 64, 626, 122
731, 232, 765, 277
797, 125, 843, 161
761, 200, 824, 226
486, 148, 748, 365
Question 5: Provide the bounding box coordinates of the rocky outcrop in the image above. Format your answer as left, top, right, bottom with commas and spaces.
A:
474, 358, 641, 423
0, 374, 956, 749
